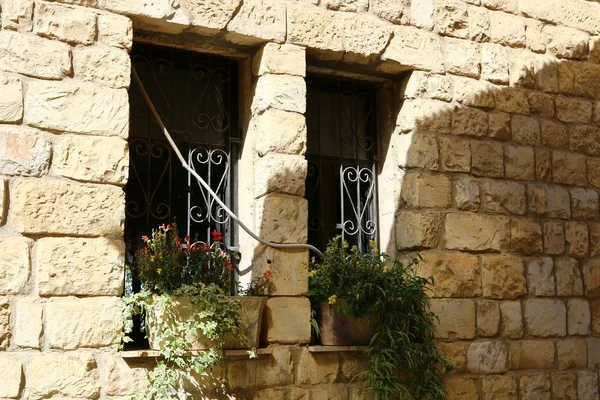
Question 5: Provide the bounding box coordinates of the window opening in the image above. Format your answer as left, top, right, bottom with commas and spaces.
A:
305, 75, 379, 253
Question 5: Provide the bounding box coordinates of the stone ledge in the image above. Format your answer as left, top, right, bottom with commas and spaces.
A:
120, 348, 273, 360
308, 345, 367, 352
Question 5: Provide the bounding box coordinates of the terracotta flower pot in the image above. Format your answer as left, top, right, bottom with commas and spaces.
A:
318, 301, 377, 346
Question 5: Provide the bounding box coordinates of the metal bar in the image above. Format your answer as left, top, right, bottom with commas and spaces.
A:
132, 66, 324, 258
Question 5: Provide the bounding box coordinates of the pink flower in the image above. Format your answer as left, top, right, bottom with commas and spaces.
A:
141, 235, 149, 241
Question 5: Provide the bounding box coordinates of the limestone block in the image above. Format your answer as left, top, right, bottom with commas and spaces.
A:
591, 337, 600, 368
403, 72, 453, 102
556, 339, 587, 371
228, 346, 293, 388
583, 259, 600, 296
255, 195, 307, 244
552, 372, 577, 400
296, 348, 339, 384
454, 176, 480, 211
557, 61, 600, 100
13, 297, 41, 348
256, 109, 306, 156
0, 0, 33, 31
36, 237, 124, 296
98, 353, 149, 396
481, 180, 526, 215
527, 257, 554, 296
0, 74, 22, 122
52, 135, 128, 185
251, 246, 307, 296
467, 341, 507, 374
528, 92, 554, 119
444, 376, 478, 400
396, 99, 452, 134
536, 150, 551, 183
0, 236, 30, 295
588, 157, 600, 188
25, 80, 129, 137
468, 5, 490, 43
488, 111, 511, 140
0, 31, 71, 79
287, 3, 343, 54
253, 43, 305, 77
555, 257, 583, 296
543, 24, 589, 60
46, 297, 122, 349
395, 211, 442, 250
482, 254, 526, 299
0, 178, 5, 227
443, 37, 480, 78
369, 0, 408, 24
98, 13, 132, 49
400, 172, 451, 208
416, 250, 481, 297
527, 184, 571, 219
570, 125, 600, 156
310, 386, 348, 400
396, 133, 439, 170
410, 0, 434, 29
0, 125, 51, 177
437, 342, 468, 370
481, 43, 509, 84
511, 115, 540, 146
27, 352, 99, 398
524, 299, 567, 337
445, 213, 509, 252
34, 2, 96, 45
102, 0, 193, 32
226, 0, 286, 44
590, 223, 600, 256
254, 154, 306, 198
323, 0, 367, 11
453, 76, 495, 108
500, 301, 523, 339
520, 375, 550, 400
477, 300, 500, 336
341, 13, 393, 63
439, 135, 470, 172
578, 371, 600, 400
380, 26, 444, 73
556, 96, 592, 124
435, 0, 468, 39
0, 298, 8, 350
567, 299, 590, 336
0, 356, 21, 398
526, 19, 546, 53
504, 145, 534, 181
565, 221, 588, 257
73, 46, 130, 89
541, 120, 568, 149
340, 353, 368, 381
429, 299, 476, 339
262, 297, 310, 344
482, 375, 517, 400
471, 141, 503, 177
252, 75, 306, 114
571, 188, 599, 220
482, 0, 516, 12
489, 10, 525, 48
508, 49, 536, 88
494, 86, 529, 115
509, 340, 554, 369
11, 179, 124, 236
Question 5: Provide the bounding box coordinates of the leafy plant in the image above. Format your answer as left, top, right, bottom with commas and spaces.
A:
238, 269, 273, 296
308, 237, 453, 400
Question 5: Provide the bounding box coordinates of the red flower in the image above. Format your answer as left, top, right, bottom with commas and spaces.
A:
262, 270, 273, 280
225, 261, 233, 271
141, 235, 148, 241
184, 235, 190, 243
211, 230, 223, 242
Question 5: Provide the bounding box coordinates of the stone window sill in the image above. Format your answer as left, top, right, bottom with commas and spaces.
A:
121, 348, 273, 360
308, 345, 367, 353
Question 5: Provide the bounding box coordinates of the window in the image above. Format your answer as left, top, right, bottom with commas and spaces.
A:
126, 42, 239, 256
305, 75, 379, 252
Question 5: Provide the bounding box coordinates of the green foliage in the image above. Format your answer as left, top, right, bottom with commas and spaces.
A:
308, 237, 453, 400
238, 269, 273, 296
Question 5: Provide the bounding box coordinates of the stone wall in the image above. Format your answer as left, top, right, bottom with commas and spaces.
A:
0, 0, 599, 399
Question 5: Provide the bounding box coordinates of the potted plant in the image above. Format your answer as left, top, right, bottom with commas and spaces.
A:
122, 224, 270, 399
308, 237, 452, 400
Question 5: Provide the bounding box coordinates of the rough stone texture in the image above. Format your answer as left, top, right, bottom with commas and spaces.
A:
468, 5, 490, 42
397, 99, 452, 134
0, 178, 5, 227
451, 106, 488, 137
430, 299, 475, 339
578, 371, 600, 400
527, 257, 555, 295
0, 356, 22, 398
397, 133, 439, 170
524, 299, 567, 337
13, 297, 42, 349
400, 172, 451, 208
553, 151, 586, 187
481, 43, 509, 84
0, 125, 51, 177
453, 77, 495, 108
11, 179, 124, 236
567, 299, 591, 335
251, 246, 308, 296
417, 250, 480, 297
557, 339, 587, 370
286, 3, 344, 54
482, 255, 526, 299
529, 92, 554, 119
526, 19, 546, 53
437, 342, 468, 371
73, 46, 131, 89
99, 353, 149, 396
395, 211, 442, 249
253, 43, 305, 77
435, 0, 468, 39
527, 184, 571, 219
495, 86, 529, 115
488, 111, 511, 140
588, 338, 600, 369
444, 376, 478, 400
439, 135, 470, 172
0, 297, 9, 350
381, 26, 444, 73
500, 301, 523, 339
467, 341, 507, 374
227, 346, 293, 389
0, 236, 30, 295
97, 13, 133, 49
556, 257, 583, 296
588, 157, 600, 189
566, 221, 589, 257
262, 297, 311, 344
46, 297, 123, 349
34, 2, 96, 45
454, 176, 480, 211
253, 75, 306, 114
556, 96, 592, 123
226, 0, 286, 44
552, 372, 577, 400
511, 115, 540, 145
25, 80, 129, 137
570, 125, 600, 156
254, 154, 307, 197
489, 10, 525, 48
36, 237, 124, 296
536, 149, 552, 183
443, 37, 480, 78
583, 259, 600, 296
509, 341, 554, 369
445, 213, 509, 252
520, 375, 551, 400
370, 0, 407, 23
511, 219, 543, 255
505, 145, 534, 181
0, 74, 23, 122
543, 24, 590, 59
256, 110, 306, 156
571, 188, 599, 220
482, 375, 517, 400
27, 353, 100, 398
51, 135, 129, 185
481, 180, 526, 215
591, 223, 600, 256
477, 300, 500, 337
255, 195, 308, 244
0, 0, 33, 31
471, 140, 503, 177
296, 348, 339, 384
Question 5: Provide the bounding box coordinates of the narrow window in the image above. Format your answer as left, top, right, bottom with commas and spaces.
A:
305, 75, 379, 252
